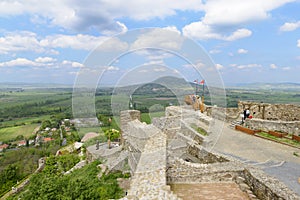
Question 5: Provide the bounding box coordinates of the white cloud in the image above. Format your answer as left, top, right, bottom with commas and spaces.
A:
35, 57, 56, 63
62, 60, 84, 68
96, 37, 129, 52
0, 0, 203, 34
282, 67, 291, 71
131, 27, 183, 50
298, 39, 300, 48
280, 21, 300, 31
215, 64, 224, 70
183, 62, 205, 69
0, 58, 38, 67
41, 34, 107, 51
105, 66, 120, 71
235, 64, 261, 69
225, 29, 252, 41
0, 31, 113, 54
182, 21, 252, 41
154, 67, 167, 72
0, 57, 84, 69
183, 0, 292, 41
182, 21, 222, 40
209, 49, 221, 54
0, 31, 45, 54
270, 63, 278, 69
238, 48, 248, 54
202, 0, 293, 26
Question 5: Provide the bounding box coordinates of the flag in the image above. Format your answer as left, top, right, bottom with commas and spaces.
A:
199, 80, 205, 85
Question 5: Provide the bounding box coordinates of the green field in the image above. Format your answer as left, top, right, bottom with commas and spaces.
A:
0, 124, 39, 142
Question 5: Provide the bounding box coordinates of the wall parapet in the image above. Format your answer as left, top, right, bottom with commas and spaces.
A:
245, 118, 300, 134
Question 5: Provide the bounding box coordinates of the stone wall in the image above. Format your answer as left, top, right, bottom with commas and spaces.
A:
120, 110, 141, 145
243, 168, 300, 200
206, 106, 240, 122
121, 118, 180, 200
238, 101, 300, 121
187, 143, 228, 164
245, 118, 300, 134
167, 157, 244, 183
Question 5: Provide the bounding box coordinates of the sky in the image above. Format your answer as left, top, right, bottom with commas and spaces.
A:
0, 0, 299, 86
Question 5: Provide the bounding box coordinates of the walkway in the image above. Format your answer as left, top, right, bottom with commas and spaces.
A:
213, 121, 300, 195
170, 182, 250, 200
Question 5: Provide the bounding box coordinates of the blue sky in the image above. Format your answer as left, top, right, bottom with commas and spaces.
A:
0, 0, 299, 86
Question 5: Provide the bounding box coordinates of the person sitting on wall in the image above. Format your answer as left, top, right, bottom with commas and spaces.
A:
243, 109, 247, 121
246, 108, 250, 118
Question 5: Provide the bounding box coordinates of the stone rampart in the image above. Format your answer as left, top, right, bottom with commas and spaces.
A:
238, 101, 300, 121
122, 118, 180, 200
167, 157, 244, 183
243, 168, 300, 200
206, 106, 240, 122
245, 118, 300, 134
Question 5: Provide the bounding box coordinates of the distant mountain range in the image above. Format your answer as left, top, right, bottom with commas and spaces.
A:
1, 78, 300, 91
231, 82, 300, 90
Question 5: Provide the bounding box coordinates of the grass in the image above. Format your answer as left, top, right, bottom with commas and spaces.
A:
141, 112, 165, 124
0, 124, 39, 142
0, 115, 50, 128
256, 132, 300, 147
191, 124, 208, 136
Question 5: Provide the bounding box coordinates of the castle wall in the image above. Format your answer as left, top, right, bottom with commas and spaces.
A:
245, 118, 300, 134
238, 101, 300, 121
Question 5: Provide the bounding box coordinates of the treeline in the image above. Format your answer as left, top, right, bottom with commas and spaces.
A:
0, 144, 61, 196
8, 160, 128, 200
0, 97, 71, 121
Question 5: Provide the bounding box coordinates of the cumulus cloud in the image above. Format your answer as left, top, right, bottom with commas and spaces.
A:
131, 27, 183, 50
202, 0, 293, 26
105, 66, 120, 71
0, 0, 204, 34
183, 22, 252, 41
238, 48, 248, 54
0, 58, 38, 67
0, 57, 84, 69
280, 21, 300, 31
215, 64, 224, 70
62, 60, 84, 68
0, 31, 45, 54
0, 31, 112, 54
41, 34, 107, 51
35, 57, 56, 63
270, 63, 278, 69
225, 29, 252, 41
183, 0, 293, 41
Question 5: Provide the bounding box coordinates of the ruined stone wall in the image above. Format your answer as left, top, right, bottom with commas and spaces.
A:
206, 106, 240, 122
120, 110, 141, 145
243, 168, 300, 200
121, 118, 180, 200
245, 118, 300, 134
187, 143, 228, 164
239, 101, 300, 121
167, 157, 244, 183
